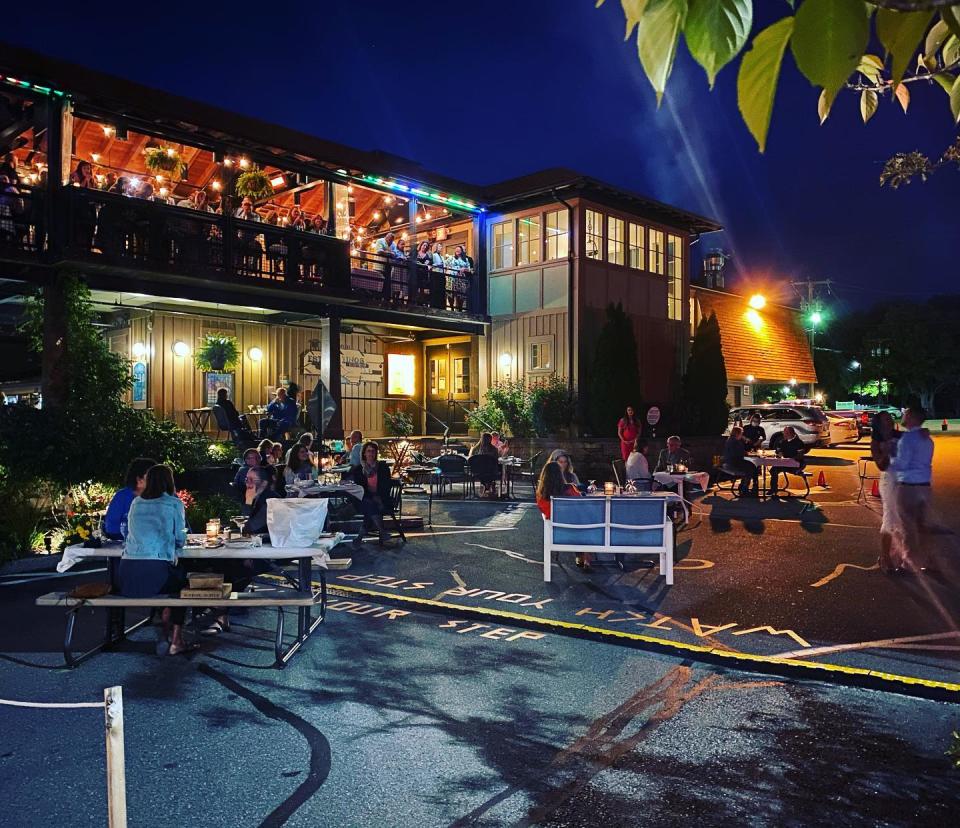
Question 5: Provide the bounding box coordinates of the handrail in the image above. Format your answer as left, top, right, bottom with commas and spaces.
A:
447, 397, 493, 433
340, 395, 450, 445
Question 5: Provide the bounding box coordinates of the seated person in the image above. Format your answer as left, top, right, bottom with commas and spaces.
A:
258, 386, 299, 439
536, 461, 589, 569
625, 437, 653, 486
770, 425, 808, 496
491, 432, 509, 457
742, 413, 766, 451
285, 432, 313, 465
215, 387, 254, 442
104, 457, 157, 540
233, 448, 261, 496
346, 429, 364, 466
283, 444, 315, 487
654, 435, 692, 473
118, 464, 193, 656
548, 449, 582, 490
469, 432, 500, 496
257, 438, 275, 466
350, 441, 394, 546
723, 426, 760, 496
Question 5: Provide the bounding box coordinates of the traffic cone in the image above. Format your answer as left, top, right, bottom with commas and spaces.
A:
943, 418, 949, 432
817, 471, 828, 488
871, 479, 880, 498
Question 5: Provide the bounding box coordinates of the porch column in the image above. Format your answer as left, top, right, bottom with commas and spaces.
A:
319, 317, 344, 438
473, 212, 486, 315
40, 270, 69, 410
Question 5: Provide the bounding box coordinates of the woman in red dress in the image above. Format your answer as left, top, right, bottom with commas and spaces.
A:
617, 405, 639, 462
537, 461, 591, 569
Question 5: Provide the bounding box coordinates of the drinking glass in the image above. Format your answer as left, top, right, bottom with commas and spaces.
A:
587, 480, 597, 494
231, 514, 248, 536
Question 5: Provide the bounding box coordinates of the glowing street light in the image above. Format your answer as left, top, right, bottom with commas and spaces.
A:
748, 293, 766, 310
809, 310, 823, 326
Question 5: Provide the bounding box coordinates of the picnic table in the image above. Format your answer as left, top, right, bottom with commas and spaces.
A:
746, 452, 801, 499
57, 533, 345, 666
285, 480, 365, 500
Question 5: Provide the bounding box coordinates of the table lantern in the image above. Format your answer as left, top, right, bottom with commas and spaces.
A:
206, 519, 221, 540
604, 482, 617, 495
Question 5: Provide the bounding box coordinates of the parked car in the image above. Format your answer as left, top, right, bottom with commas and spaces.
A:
726, 405, 831, 449
826, 409, 871, 440
826, 413, 860, 446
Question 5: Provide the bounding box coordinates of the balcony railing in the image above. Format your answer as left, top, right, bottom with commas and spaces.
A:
0, 184, 479, 317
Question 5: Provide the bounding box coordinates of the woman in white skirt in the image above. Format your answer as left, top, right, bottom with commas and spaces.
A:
871, 412, 906, 573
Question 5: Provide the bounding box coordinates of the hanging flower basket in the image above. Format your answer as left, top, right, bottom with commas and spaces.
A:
144, 146, 187, 180
234, 166, 274, 201
194, 334, 240, 372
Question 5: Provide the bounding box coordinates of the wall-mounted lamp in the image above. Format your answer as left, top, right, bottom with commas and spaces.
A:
746, 374, 755, 383
498, 353, 513, 372
131, 342, 146, 358
172, 341, 190, 358
789, 378, 797, 386
248, 346, 263, 362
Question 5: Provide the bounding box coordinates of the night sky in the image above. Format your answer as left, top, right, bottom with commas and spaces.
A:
8, 1, 958, 314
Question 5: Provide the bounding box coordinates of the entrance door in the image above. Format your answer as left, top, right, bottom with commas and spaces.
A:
426, 342, 472, 435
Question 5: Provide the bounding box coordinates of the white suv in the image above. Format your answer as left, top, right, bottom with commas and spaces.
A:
725, 405, 831, 449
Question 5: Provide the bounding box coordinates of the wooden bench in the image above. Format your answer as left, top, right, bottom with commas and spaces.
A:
37, 584, 326, 669
542, 496, 674, 584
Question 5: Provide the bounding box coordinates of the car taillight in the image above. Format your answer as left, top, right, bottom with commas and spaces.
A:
860, 413, 869, 424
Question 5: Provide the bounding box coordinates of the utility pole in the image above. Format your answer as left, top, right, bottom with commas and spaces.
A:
790, 278, 832, 399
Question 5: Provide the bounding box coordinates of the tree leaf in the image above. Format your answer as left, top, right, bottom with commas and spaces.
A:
685, 0, 753, 88
737, 17, 795, 152
621, 0, 650, 39
635, 0, 689, 104
876, 8, 933, 85
944, 35, 960, 68
860, 88, 878, 122
943, 7, 960, 42
791, 0, 870, 98
925, 19, 950, 59
951, 75, 960, 123
933, 72, 956, 95
818, 88, 834, 124
894, 82, 910, 114
858, 53, 883, 82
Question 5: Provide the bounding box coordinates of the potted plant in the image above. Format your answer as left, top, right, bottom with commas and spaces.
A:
194, 334, 240, 372
144, 146, 187, 180
234, 165, 273, 200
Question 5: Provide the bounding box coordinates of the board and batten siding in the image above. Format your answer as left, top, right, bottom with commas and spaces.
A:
487, 309, 568, 387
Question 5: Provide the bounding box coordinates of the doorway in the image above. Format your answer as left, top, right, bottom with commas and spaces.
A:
425, 342, 471, 435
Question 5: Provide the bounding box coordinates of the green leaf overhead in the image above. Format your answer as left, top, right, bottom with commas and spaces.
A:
621, 0, 650, 39
860, 88, 878, 123
685, 0, 753, 87
924, 19, 950, 60
951, 75, 960, 123
876, 8, 934, 86
635, 0, 689, 104
818, 88, 834, 124
943, 6, 960, 41
791, 0, 870, 98
737, 16, 795, 152
932, 72, 956, 95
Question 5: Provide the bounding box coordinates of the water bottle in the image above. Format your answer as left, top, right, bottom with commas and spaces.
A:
119, 519, 128, 548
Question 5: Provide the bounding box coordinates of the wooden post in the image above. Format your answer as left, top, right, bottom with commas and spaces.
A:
104, 686, 128, 828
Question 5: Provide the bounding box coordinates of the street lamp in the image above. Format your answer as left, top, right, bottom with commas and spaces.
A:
748, 293, 766, 310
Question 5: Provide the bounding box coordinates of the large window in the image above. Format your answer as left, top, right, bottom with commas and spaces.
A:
628, 223, 645, 269
545, 209, 569, 260
517, 215, 541, 266
492, 221, 514, 270
585, 209, 603, 260
667, 233, 684, 321
607, 216, 625, 265
649, 228, 665, 274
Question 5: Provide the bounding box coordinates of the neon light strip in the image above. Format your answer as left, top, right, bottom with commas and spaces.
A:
0, 75, 66, 97
340, 171, 482, 212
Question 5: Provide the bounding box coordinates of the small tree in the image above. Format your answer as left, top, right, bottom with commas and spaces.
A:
680, 312, 729, 435
587, 302, 643, 435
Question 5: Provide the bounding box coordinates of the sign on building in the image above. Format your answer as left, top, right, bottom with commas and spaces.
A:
341, 349, 384, 385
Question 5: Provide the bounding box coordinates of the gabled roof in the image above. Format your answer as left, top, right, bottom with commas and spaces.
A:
692, 286, 816, 384
481, 168, 722, 234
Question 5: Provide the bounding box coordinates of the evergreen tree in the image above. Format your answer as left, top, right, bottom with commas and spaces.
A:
587, 302, 642, 435
680, 312, 729, 435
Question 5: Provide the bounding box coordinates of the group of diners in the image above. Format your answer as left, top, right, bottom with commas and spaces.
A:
722, 411, 807, 497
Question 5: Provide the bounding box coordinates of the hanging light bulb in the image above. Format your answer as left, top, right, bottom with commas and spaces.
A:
102, 125, 114, 137
223, 158, 233, 167
372, 211, 381, 220
91, 153, 100, 163
415, 216, 422, 224
424, 212, 432, 220
239, 157, 250, 169
166, 147, 176, 157
211, 180, 222, 191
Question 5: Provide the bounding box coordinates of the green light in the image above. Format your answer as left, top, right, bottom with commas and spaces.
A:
810, 311, 823, 325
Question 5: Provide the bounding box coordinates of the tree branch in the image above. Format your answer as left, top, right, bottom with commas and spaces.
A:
868, 1, 960, 10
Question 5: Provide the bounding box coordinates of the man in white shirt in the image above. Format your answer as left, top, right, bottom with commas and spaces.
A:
892, 407, 934, 570
347, 430, 363, 467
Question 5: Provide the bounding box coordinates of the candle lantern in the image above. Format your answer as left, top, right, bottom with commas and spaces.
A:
604, 482, 617, 496
206, 519, 221, 540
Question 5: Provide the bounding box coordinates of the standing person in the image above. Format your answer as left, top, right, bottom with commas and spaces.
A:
723, 426, 760, 496
871, 412, 906, 573
770, 425, 807, 496
892, 407, 935, 572
536, 461, 589, 569
118, 464, 194, 656
350, 441, 394, 546
617, 406, 640, 462
742, 413, 766, 450
347, 430, 364, 466
104, 457, 158, 539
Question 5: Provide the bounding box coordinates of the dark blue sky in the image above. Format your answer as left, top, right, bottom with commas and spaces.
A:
10, 1, 958, 311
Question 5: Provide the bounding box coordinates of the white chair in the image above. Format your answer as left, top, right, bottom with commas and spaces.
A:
542, 497, 673, 584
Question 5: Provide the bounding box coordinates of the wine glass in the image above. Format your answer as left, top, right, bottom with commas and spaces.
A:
587, 480, 597, 494
231, 514, 248, 536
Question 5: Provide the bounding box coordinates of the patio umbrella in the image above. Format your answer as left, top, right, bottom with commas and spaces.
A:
308, 380, 337, 436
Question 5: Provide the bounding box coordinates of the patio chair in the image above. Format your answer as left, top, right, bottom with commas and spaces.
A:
436, 453, 469, 498
467, 453, 499, 498
384, 478, 407, 544
211, 404, 256, 450
612, 459, 627, 487
509, 450, 544, 496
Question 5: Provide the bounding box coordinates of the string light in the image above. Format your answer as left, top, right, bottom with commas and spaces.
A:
239, 158, 250, 169
223, 158, 233, 167
165, 147, 176, 157
102, 125, 114, 137
372, 211, 381, 220
211, 180, 222, 191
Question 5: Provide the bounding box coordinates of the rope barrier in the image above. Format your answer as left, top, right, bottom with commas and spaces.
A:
0, 698, 106, 709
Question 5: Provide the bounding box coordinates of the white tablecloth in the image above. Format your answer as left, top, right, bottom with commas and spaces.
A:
745, 456, 800, 469
58, 533, 345, 573
652, 471, 711, 492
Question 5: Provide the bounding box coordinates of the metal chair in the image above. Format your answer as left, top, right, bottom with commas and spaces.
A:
385, 478, 406, 544
467, 453, 499, 498
612, 459, 627, 487
210, 404, 256, 450
857, 456, 880, 503
436, 453, 469, 498
509, 450, 544, 496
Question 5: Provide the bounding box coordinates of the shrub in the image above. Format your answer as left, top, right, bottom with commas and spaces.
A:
0, 484, 47, 562
184, 492, 241, 531
468, 378, 576, 438
587, 303, 643, 435
529, 377, 577, 436
485, 381, 534, 437
383, 409, 415, 437
206, 442, 235, 465
465, 400, 506, 434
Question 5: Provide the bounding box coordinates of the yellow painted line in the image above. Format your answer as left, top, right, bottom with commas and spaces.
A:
325, 583, 960, 700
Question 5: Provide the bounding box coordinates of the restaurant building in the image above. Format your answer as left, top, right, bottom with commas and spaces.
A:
689, 285, 817, 406
0, 44, 719, 438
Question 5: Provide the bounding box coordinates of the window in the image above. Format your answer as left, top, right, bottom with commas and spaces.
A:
545, 209, 569, 260
667, 233, 683, 320
516, 270, 541, 313
628, 223, 645, 269
489, 274, 515, 316
585, 209, 603, 260
529, 337, 554, 372
517, 215, 541, 265
607, 216, 625, 265
491, 221, 514, 270
453, 357, 470, 394
649, 229, 665, 274
387, 353, 416, 396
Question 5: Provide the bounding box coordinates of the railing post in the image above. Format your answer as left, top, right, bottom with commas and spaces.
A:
407, 197, 418, 304
473, 211, 486, 315
220, 200, 234, 277
104, 686, 127, 828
